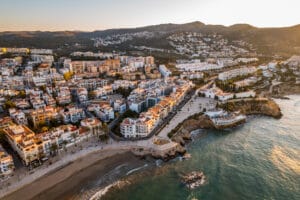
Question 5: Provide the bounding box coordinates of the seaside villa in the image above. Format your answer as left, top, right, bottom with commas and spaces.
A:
205, 109, 246, 129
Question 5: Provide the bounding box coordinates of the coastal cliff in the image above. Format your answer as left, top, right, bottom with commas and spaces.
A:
219, 98, 282, 119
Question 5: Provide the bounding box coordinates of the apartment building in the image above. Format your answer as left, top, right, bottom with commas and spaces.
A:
112, 99, 127, 114
0, 145, 14, 177
9, 108, 28, 125
4, 48, 29, 54
145, 56, 155, 66
92, 85, 113, 99
76, 78, 108, 90
29, 106, 60, 128
180, 72, 204, 80
70, 59, 120, 75
31, 55, 54, 65
80, 118, 103, 136
112, 80, 137, 90
56, 87, 71, 105
120, 80, 190, 138
36, 124, 80, 156
76, 87, 88, 103
60, 106, 86, 123
176, 60, 224, 72
234, 77, 259, 88
30, 49, 53, 55
120, 118, 153, 138
159, 65, 172, 77
88, 103, 114, 122
3, 124, 40, 166
218, 67, 257, 81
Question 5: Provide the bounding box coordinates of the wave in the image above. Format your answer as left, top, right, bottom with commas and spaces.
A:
114, 163, 128, 171
89, 180, 129, 200
126, 164, 148, 175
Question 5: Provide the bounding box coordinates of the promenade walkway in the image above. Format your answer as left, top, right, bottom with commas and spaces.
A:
158, 95, 216, 138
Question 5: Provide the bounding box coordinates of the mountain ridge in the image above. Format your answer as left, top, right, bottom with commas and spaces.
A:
1, 21, 300, 57
1, 21, 300, 35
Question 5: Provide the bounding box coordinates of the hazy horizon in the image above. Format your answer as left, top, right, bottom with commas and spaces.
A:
0, 21, 300, 33
1, 0, 300, 32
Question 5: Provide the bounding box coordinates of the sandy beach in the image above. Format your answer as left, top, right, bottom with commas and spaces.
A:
1, 150, 143, 200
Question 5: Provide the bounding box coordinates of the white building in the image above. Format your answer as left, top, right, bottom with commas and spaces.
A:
88, 103, 114, 122
77, 87, 88, 103
234, 77, 259, 88
9, 108, 28, 125
0, 145, 14, 176
180, 72, 204, 80
218, 66, 257, 81
30, 49, 53, 55
60, 106, 86, 123
80, 118, 103, 136
31, 55, 54, 64
120, 118, 152, 138
176, 60, 224, 72
113, 99, 127, 114
201, 85, 255, 102
159, 65, 172, 77
235, 90, 256, 99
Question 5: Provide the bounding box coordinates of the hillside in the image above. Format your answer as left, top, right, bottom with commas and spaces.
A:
1, 21, 300, 57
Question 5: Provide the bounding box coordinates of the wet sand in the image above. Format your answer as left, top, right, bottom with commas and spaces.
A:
1, 150, 143, 200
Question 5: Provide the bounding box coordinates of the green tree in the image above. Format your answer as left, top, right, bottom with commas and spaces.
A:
115, 73, 123, 80
102, 123, 109, 136
0, 131, 6, 145
50, 143, 58, 156
88, 91, 96, 99
41, 126, 49, 133
71, 132, 78, 146
18, 90, 26, 98
115, 87, 133, 98
4, 100, 16, 109
26, 155, 32, 168
39, 85, 47, 92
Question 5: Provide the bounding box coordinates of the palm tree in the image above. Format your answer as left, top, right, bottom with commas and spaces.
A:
26, 155, 32, 169
50, 143, 58, 156
71, 132, 78, 146
101, 123, 109, 142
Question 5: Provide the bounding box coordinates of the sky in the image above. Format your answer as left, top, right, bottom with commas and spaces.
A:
0, 0, 299, 31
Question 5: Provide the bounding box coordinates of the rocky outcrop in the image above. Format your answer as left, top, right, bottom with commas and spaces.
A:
166, 98, 282, 159
131, 140, 186, 161
170, 99, 282, 148
171, 115, 214, 145
220, 98, 282, 119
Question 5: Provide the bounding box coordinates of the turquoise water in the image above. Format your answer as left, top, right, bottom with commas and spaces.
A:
102, 96, 300, 200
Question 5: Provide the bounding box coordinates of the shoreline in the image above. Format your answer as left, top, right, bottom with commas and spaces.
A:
171, 98, 282, 146
0, 149, 142, 200
0, 97, 288, 199
31, 151, 145, 200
